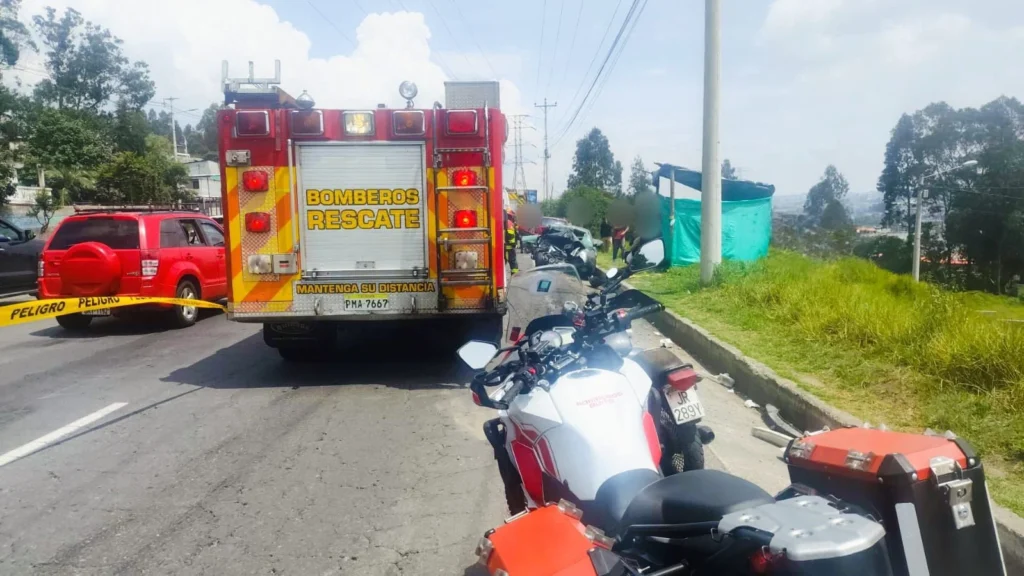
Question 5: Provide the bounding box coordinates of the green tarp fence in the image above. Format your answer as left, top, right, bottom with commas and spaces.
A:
654, 164, 775, 267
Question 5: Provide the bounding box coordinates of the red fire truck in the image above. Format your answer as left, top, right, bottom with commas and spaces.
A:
217, 62, 508, 360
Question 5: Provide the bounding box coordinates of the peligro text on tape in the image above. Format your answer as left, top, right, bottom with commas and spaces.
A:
1, 296, 226, 328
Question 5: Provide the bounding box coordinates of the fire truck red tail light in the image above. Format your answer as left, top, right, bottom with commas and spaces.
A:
447, 110, 478, 134
392, 110, 425, 135
236, 111, 270, 136
666, 367, 699, 392
454, 210, 477, 228
290, 109, 324, 136
245, 212, 271, 233
452, 169, 477, 187
242, 170, 269, 192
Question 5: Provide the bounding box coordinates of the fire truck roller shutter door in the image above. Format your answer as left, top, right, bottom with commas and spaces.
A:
296, 144, 428, 274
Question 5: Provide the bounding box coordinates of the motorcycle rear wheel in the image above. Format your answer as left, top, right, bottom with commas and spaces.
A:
661, 422, 705, 474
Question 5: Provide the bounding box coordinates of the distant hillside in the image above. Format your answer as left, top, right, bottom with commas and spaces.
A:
774, 191, 884, 225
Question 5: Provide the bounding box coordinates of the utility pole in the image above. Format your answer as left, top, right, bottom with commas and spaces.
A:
164, 97, 179, 157
534, 98, 557, 200
699, 0, 722, 285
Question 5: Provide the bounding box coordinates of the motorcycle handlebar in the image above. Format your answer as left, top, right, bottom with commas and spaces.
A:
622, 302, 665, 324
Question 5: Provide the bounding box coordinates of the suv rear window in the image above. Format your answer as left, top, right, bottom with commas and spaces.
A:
48, 218, 141, 250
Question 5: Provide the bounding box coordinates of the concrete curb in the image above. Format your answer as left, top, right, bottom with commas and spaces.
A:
624, 280, 1024, 573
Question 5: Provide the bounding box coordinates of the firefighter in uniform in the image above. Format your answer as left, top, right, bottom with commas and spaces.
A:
504, 209, 519, 274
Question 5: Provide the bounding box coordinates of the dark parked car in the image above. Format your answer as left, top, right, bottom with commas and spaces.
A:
0, 217, 44, 298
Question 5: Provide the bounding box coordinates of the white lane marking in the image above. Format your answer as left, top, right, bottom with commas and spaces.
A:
0, 402, 128, 468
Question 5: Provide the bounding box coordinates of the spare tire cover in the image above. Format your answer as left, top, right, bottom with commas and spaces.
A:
59, 241, 122, 296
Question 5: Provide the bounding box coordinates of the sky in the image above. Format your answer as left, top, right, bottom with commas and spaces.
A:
8, 0, 1024, 198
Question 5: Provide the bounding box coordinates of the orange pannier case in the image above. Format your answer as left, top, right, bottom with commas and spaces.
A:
784, 427, 1006, 576
475, 501, 635, 576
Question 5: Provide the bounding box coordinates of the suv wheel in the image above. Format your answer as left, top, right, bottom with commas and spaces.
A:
56, 313, 93, 331
171, 280, 200, 328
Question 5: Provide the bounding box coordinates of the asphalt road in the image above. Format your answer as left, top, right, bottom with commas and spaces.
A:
0, 290, 790, 575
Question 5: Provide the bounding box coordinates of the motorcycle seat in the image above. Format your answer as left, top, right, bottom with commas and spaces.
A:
601, 469, 773, 536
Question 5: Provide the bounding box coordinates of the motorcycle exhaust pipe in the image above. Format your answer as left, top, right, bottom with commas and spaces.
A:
697, 424, 715, 445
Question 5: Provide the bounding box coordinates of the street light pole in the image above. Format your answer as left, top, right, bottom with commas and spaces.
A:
699, 0, 722, 285
912, 159, 978, 282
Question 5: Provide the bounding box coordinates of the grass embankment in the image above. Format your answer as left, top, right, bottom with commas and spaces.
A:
605, 250, 1024, 515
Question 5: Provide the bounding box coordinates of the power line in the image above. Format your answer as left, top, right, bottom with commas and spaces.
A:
391, 0, 459, 78
533, 0, 548, 94
553, 0, 585, 102
305, 0, 356, 48
543, 0, 566, 95
551, 0, 647, 148
426, 1, 479, 74
554, 0, 645, 148
351, 0, 369, 16
447, 0, 499, 79
551, 0, 624, 133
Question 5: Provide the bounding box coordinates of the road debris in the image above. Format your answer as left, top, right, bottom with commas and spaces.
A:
762, 404, 803, 439
752, 426, 793, 448
744, 399, 760, 410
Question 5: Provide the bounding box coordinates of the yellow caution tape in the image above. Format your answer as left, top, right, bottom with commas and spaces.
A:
1, 296, 227, 328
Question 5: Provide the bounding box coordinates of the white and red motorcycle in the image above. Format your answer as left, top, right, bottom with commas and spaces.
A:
460, 239, 717, 518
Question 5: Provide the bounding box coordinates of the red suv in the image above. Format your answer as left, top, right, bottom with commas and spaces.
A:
38, 210, 227, 330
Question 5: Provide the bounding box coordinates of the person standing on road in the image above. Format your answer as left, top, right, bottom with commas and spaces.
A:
612, 224, 629, 262
504, 210, 519, 274
600, 218, 612, 253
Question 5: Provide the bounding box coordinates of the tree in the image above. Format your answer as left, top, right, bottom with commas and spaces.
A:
0, 0, 35, 75
32, 7, 155, 111
721, 158, 737, 179
556, 186, 613, 236
567, 128, 622, 195
819, 199, 852, 230
878, 114, 920, 231
803, 165, 850, 225
26, 108, 112, 202
110, 100, 149, 154
94, 135, 190, 205
627, 155, 652, 197
29, 189, 64, 232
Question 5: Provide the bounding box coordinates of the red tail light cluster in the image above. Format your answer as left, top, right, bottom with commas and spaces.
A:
245, 212, 271, 233
236, 111, 270, 136
141, 249, 159, 279
452, 169, 478, 187
666, 367, 700, 392
242, 170, 269, 192
453, 210, 477, 228
446, 110, 478, 134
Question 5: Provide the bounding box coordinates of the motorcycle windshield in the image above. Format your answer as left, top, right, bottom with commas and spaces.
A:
506, 264, 587, 343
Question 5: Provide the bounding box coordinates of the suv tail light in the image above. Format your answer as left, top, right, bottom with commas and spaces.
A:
447, 110, 478, 134
38, 258, 44, 277
236, 111, 270, 136
242, 169, 269, 192
245, 212, 271, 233
666, 367, 699, 392
453, 210, 477, 228
142, 250, 159, 279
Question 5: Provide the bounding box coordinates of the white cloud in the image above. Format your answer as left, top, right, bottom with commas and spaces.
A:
12, 0, 526, 123
761, 0, 846, 37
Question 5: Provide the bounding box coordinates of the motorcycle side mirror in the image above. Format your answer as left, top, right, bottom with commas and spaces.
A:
457, 340, 498, 370
628, 238, 666, 272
